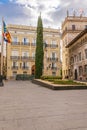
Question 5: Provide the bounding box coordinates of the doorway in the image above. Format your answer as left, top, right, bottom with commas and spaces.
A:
75, 69, 77, 80
31, 65, 35, 75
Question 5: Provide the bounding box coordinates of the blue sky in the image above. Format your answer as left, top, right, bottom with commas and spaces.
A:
0, 0, 9, 3
0, 0, 87, 29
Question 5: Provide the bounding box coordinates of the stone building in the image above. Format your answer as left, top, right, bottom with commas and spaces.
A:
62, 13, 87, 79
6, 24, 61, 79
66, 29, 87, 81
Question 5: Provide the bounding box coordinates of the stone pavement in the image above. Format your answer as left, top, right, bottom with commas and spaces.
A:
0, 80, 87, 130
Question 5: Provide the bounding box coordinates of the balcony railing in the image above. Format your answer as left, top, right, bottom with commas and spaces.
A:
30, 57, 35, 60
51, 67, 57, 70
21, 56, 35, 61
10, 56, 20, 60
21, 56, 30, 60
11, 42, 20, 45
50, 45, 58, 48
47, 57, 58, 62
44, 44, 58, 48
11, 66, 18, 70
22, 66, 29, 70
31, 43, 36, 46
21, 42, 30, 46
46, 67, 57, 70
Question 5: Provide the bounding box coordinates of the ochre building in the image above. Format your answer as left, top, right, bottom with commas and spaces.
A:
62, 13, 87, 79
7, 24, 61, 79
66, 29, 87, 81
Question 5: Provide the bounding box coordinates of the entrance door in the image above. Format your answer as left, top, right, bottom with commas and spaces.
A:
31, 65, 35, 75
75, 69, 77, 80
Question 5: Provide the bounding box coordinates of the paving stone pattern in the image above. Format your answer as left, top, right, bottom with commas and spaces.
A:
0, 80, 87, 130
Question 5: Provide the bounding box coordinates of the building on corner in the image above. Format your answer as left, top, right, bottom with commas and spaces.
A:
66, 29, 87, 81
62, 12, 87, 79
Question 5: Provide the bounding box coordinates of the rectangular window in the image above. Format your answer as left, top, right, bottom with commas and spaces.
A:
22, 62, 27, 68
32, 52, 35, 58
23, 38, 29, 45
74, 55, 77, 62
12, 50, 19, 56
72, 25, 75, 30
12, 62, 18, 68
13, 37, 18, 44
78, 52, 81, 61
32, 38, 36, 46
52, 52, 56, 58
84, 65, 87, 74
51, 40, 57, 48
13, 62, 16, 67
79, 66, 83, 76
22, 51, 29, 57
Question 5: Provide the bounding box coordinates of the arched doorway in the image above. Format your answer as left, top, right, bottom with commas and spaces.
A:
31, 65, 35, 75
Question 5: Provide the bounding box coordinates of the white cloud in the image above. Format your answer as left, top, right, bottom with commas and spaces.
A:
0, 0, 87, 29
12, 0, 61, 27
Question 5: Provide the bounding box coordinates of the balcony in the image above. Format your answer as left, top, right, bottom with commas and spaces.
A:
21, 56, 30, 60
31, 43, 36, 46
12, 66, 18, 70
21, 56, 35, 61
21, 42, 30, 46
10, 56, 20, 60
11, 42, 20, 45
30, 57, 35, 61
51, 67, 57, 70
22, 66, 29, 70
50, 44, 58, 48
47, 57, 58, 62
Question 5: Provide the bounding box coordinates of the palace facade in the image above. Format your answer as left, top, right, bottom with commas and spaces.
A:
6, 24, 61, 79
62, 14, 87, 79
66, 29, 87, 81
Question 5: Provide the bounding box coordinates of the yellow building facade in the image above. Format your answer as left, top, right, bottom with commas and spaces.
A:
7, 24, 61, 79
62, 14, 87, 79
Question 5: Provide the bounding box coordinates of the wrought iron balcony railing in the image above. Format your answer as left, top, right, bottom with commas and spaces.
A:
51, 67, 57, 70
21, 56, 35, 61
11, 66, 18, 70
11, 42, 20, 45
50, 44, 58, 48
21, 56, 30, 60
47, 57, 58, 62
10, 56, 20, 60
22, 66, 29, 70
21, 42, 30, 45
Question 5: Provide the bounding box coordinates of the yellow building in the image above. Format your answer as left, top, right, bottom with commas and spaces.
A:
7, 24, 61, 79
66, 29, 87, 81
62, 13, 87, 79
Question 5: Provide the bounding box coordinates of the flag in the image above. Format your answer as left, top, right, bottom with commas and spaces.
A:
3, 21, 11, 43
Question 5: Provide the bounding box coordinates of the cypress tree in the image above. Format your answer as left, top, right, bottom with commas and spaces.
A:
35, 14, 44, 78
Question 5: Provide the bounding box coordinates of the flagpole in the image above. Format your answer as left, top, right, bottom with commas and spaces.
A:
1, 17, 4, 75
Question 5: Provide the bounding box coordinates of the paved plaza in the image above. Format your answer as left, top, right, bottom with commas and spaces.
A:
0, 80, 87, 130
